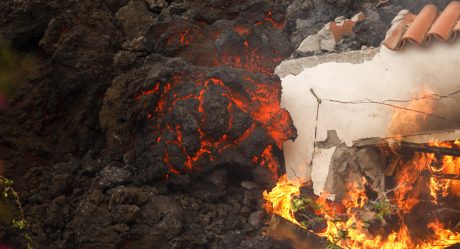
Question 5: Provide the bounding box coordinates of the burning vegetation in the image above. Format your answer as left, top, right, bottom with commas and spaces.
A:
264, 146, 460, 249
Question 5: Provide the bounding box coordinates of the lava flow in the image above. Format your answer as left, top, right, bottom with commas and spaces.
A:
133, 9, 296, 180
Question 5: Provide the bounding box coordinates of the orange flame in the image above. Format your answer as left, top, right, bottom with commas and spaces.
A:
263, 174, 303, 226
264, 173, 460, 248
387, 89, 434, 136
264, 88, 460, 247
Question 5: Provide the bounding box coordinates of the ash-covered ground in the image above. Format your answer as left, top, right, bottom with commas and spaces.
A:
0, 0, 452, 248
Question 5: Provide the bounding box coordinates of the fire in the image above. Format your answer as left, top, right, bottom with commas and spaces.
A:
393, 152, 427, 212
427, 220, 460, 248
265, 173, 460, 248
426, 141, 460, 200
263, 174, 303, 226
264, 89, 460, 248
387, 89, 434, 136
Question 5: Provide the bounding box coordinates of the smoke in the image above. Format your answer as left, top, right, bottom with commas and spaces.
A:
280, 42, 460, 193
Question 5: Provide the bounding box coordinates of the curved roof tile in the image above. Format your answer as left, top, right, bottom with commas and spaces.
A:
383, 1, 460, 50
428, 2, 460, 41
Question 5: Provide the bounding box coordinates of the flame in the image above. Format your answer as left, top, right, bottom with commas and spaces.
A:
426, 141, 460, 200
265, 173, 460, 248
387, 89, 434, 136
265, 88, 460, 247
263, 174, 303, 226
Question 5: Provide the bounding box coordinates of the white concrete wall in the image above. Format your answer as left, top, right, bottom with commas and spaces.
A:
280, 43, 460, 194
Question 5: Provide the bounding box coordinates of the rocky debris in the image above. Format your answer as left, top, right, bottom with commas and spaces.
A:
145, 0, 168, 11
26, 1, 122, 157
290, 1, 452, 56
357, 148, 385, 186
108, 186, 150, 206
325, 144, 385, 199
285, 0, 362, 48
191, 180, 227, 202
115, 0, 157, 39
248, 210, 265, 229
241, 181, 259, 190
97, 165, 132, 189
353, 8, 389, 48
19, 155, 274, 249
62, 185, 183, 249
113, 50, 138, 71
0, 1, 76, 50
296, 12, 364, 53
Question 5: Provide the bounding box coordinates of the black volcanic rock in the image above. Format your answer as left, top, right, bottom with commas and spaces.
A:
115, 0, 156, 39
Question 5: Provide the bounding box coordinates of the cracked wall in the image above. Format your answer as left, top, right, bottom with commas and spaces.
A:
279, 43, 460, 194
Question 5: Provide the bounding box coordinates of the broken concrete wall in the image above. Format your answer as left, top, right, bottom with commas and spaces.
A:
278, 43, 460, 194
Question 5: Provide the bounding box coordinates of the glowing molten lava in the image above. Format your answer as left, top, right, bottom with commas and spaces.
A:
134, 11, 295, 178
136, 73, 294, 177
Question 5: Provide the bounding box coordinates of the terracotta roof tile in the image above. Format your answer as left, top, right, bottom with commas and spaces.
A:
383, 1, 460, 50
329, 20, 355, 42
328, 12, 365, 42
428, 2, 460, 40
455, 16, 460, 32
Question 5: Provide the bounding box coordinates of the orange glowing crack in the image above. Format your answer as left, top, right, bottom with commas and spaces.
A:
234, 25, 250, 36
180, 30, 191, 45
255, 11, 285, 30
135, 82, 160, 100
138, 39, 292, 178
